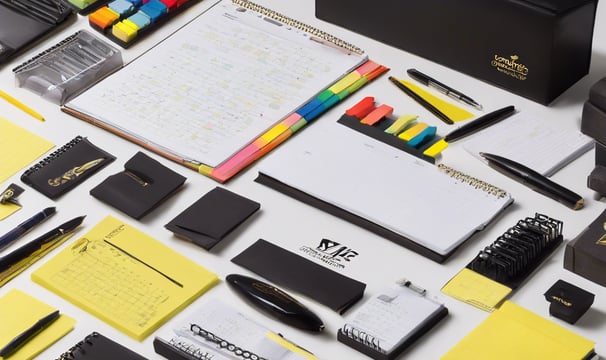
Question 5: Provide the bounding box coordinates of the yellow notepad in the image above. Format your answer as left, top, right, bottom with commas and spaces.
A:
0, 289, 75, 360
31, 215, 220, 341
441, 301, 595, 360
0, 116, 54, 184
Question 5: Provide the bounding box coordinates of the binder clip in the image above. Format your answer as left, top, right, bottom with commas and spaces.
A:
0, 183, 24, 206
544, 279, 594, 324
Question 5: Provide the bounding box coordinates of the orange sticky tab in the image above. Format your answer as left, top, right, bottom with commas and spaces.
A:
89, 7, 120, 30
398, 122, 428, 141
345, 96, 375, 119
361, 104, 393, 125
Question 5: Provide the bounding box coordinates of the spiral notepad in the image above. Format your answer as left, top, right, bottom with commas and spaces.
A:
256, 121, 514, 262
20, 136, 115, 199
57, 332, 147, 360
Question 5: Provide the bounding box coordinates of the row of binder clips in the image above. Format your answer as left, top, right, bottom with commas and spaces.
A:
468, 213, 563, 289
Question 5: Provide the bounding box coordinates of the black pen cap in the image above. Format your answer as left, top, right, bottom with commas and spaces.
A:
226, 274, 325, 332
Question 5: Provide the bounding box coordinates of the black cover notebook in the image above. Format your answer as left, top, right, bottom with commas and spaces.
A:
0, 0, 73, 64
56, 332, 148, 359
21, 136, 115, 199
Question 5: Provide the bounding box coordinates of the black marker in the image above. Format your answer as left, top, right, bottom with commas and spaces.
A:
226, 274, 325, 332
0, 310, 60, 357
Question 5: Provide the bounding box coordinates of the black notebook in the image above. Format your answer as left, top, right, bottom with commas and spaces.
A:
56, 332, 148, 359
21, 136, 115, 199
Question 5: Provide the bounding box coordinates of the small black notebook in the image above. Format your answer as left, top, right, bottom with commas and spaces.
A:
56, 332, 148, 359
21, 136, 115, 199
0, 0, 73, 64
90, 151, 186, 219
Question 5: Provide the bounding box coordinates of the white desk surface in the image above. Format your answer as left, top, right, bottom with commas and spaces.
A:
1, 0, 606, 359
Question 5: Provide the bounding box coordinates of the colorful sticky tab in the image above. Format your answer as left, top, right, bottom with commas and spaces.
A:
345, 96, 375, 119
423, 138, 449, 157
90, 7, 120, 30
398, 122, 428, 141
384, 114, 418, 134
361, 104, 393, 125
139, 0, 167, 21
113, 20, 139, 43
127, 11, 151, 29
408, 125, 436, 147
108, 0, 135, 16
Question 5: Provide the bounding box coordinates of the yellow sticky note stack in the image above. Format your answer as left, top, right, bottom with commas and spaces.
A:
32, 215, 220, 341
441, 268, 512, 312
441, 301, 596, 360
0, 117, 54, 184
0, 289, 75, 360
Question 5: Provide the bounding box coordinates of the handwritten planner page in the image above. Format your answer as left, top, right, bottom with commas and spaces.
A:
64, 0, 366, 168
462, 112, 593, 176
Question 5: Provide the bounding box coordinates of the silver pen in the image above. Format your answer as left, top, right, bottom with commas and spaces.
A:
407, 68, 483, 110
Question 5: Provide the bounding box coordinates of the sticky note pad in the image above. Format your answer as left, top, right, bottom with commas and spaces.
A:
442, 268, 512, 312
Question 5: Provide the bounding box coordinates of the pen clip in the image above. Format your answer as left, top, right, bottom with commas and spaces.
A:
47, 158, 105, 187
0, 184, 24, 205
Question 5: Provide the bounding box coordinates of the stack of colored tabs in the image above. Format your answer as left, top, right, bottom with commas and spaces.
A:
89, 0, 194, 46
345, 96, 446, 157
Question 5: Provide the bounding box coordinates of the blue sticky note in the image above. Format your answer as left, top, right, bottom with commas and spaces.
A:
408, 126, 437, 148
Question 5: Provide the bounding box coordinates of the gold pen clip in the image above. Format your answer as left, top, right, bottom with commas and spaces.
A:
125, 170, 150, 187
0, 184, 24, 205
48, 158, 105, 187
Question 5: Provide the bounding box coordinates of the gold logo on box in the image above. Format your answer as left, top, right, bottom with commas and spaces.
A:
491, 54, 529, 80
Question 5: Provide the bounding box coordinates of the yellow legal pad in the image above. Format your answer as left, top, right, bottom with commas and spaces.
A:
441, 301, 595, 360
0, 289, 75, 360
0, 116, 54, 184
31, 215, 220, 341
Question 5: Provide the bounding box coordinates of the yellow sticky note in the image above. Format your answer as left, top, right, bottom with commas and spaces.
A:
401, 80, 474, 122
441, 268, 512, 312
0, 289, 75, 360
441, 301, 595, 360
0, 202, 21, 221
423, 138, 449, 157
267, 332, 319, 360
0, 117, 54, 184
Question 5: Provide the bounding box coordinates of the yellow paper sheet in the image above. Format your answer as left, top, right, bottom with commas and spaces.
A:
0, 289, 75, 360
401, 80, 474, 122
441, 301, 595, 360
441, 268, 512, 312
0, 202, 21, 221
32, 215, 220, 341
0, 117, 54, 184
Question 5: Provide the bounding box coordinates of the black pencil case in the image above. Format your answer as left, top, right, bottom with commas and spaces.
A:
90, 151, 186, 219
21, 136, 115, 199
0, 0, 74, 65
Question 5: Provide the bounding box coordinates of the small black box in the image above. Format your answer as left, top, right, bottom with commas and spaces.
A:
564, 209, 606, 287
544, 279, 594, 324
316, 0, 598, 105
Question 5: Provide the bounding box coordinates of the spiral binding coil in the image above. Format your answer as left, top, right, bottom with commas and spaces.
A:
437, 164, 509, 199
56, 332, 99, 360
21, 136, 84, 179
168, 337, 214, 360
230, 0, 364, 55
12, 31, 82, 73
342, 324, 383, 353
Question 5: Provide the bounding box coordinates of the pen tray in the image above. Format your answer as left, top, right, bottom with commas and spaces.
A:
13, 30, 122, 105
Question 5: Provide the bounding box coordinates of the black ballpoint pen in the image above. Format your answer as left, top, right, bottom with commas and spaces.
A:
389, 76, 454, 125
0, 215, 86, 285
407, 68, 483, 110
0, 310, 60, 358
226, 274, 325, 332
480, 152, 584, 210
444, 105, 516, 143
0, 207, 56, 252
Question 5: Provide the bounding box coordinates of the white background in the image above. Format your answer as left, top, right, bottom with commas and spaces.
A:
1, 0, 606, 358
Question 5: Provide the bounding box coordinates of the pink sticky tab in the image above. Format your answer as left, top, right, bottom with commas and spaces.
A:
361, 104, 393, 125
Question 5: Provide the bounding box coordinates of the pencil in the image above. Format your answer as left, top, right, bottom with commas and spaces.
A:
0, 90, 45, 122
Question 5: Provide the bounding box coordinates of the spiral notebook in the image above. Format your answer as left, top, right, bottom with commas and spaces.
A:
20, 136, 115, 199
256, 121, 514, 262
56, 332, 147, 360
62, 0, 383, 183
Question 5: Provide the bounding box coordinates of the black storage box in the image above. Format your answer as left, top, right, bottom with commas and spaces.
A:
564, 209, 606, 287
316, 0, 598, 105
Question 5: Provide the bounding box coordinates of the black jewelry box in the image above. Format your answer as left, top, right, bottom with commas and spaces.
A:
316, 0, 598, 105
564, 209, 606, 287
